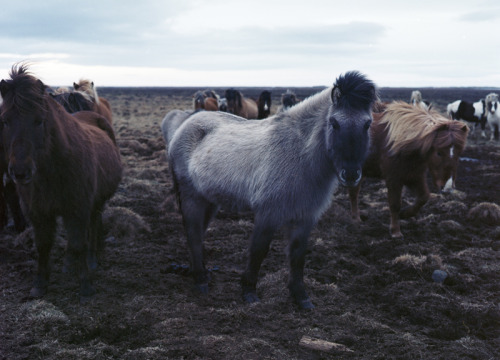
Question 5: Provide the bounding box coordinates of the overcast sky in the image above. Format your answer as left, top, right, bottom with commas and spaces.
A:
0, 0, 499, 88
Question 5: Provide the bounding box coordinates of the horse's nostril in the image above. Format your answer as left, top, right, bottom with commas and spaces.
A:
339, 169, 347, 182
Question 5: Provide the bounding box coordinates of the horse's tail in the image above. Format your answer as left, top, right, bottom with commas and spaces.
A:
169, 158, 182, 212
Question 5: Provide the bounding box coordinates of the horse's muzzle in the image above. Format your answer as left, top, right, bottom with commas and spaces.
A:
339, 168, 362, 187
8, 162, 36, 185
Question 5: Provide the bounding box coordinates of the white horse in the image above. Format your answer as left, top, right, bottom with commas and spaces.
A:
486, 93, 499, 140
411, 90, 431, 110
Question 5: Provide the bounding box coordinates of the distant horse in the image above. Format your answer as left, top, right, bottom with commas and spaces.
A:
192, 90, 219, 111
224, 89, 259, 119
277, 89, 299, 112
0, 65, 123, 301
218, 98, 228, 112
447, 99, 487, 137
169, 71, 377, 309
47, 87, 94, 113
193, 90, 206, 111
257, 90, 272, 119
485, 93, 500, 140
410, 90, 431, 109
348, 101, 469, 238
204, 97, 219, 111
73, 79, 113, 124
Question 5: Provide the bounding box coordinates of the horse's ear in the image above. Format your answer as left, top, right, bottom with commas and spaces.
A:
0, 80, 10, 98
37, 80, 47, 95
73, 82, 79, 90
331, 85, 341, 105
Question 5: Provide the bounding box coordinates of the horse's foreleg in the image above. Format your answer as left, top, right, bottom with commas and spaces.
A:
348, 183, 362, 221
30, 216, 57, 297
0, 179, 7, 230
287, 220, 314, 309
386, 182, 404, 239
241, 220, 275, 303
63, 216, 95, 301
4, 178, 26, 232
400, 178, 429, 220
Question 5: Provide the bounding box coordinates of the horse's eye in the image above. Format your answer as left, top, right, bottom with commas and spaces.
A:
330, 118, 340, 131
364, 119, 372, 131
34, 118, 43, 127
437, 150, 444, 157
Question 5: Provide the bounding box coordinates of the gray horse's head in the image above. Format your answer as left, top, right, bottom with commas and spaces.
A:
326, 71, 377, 187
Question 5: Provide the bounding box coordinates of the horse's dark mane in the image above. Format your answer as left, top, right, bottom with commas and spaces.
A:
0, 64, 47, 117
333, 71, 378, 112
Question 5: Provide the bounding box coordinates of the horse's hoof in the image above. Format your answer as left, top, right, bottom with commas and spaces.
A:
243, 292, 260, 304
297, 298, 315, 310
195, 283, 209, 294
29, 286, 47, 298
390, 232, 404, 239
79, 294, 95, 304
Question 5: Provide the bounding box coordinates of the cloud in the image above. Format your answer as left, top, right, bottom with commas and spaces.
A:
458, 10, 500, 22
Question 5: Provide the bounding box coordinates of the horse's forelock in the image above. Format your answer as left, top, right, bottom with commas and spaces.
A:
381, 102, 468, 156
333, 71, 377, 111
1, 64, 47, 116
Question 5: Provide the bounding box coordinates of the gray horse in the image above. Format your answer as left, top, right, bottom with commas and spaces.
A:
168, 71, 377, 309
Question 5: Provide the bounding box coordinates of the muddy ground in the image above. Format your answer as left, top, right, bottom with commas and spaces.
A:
1, 86, 499, 359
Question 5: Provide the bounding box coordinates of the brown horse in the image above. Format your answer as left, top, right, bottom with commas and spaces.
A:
204, 97, 219, 111
225, 89, 258, 119
0, 65, 122, 301
72, 111, 117, 144
192, 90, 219, 111
349, 101, 469, 238
73, 79, 113, 124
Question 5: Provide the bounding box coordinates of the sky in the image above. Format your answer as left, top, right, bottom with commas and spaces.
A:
0, 0, 499, 88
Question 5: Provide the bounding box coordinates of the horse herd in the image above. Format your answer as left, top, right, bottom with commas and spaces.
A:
0, 64, 491, 309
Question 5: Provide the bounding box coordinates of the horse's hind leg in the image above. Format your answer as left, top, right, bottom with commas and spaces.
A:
241, 218, 275, 303
287, 220, 314, 309
180, 195, 217, 293
88, 204, 105, 271
30, 216, 57, 297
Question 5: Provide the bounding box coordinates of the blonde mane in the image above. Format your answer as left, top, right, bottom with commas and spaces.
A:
74, 79, 99, 104
379, 101, 468, 155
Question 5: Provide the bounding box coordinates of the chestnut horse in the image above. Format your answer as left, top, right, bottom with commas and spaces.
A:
225, 89, 258, 119
73, 79, 113, 124
349, 101, 469, 238
193, 90, 219, 111
0, 65, 122, 301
